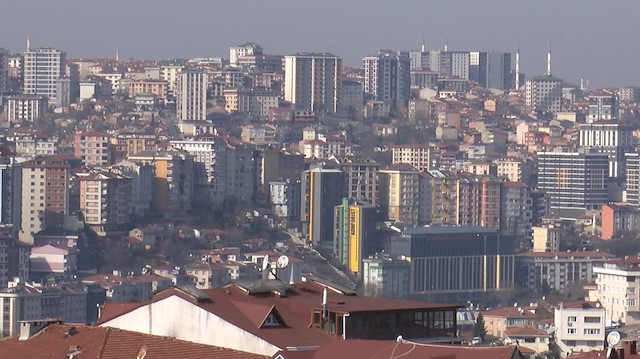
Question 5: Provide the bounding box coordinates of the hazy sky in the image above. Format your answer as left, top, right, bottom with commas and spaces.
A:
2, 0, 638, 87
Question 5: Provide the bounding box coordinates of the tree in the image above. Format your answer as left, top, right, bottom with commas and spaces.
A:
473, 313, 487, 340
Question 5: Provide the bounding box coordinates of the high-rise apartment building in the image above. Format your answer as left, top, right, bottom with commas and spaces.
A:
588, 91, 619, 122
170, 136, 227, 208
391, 144, 434, 172
579, 122, 632, 178
362, 50, 411, 108
74, 131, 111, 167
486, 52, 512, 90
78, 170, 132, 236
19, 157, 70, 244
6, 95, 47, 123
423, 170, 459, 226
469, 51, 487, 87
428, 51, 470, 80
229, 43, 262, 67
23, 47, 66, 103
0, 156, 21, 231
334, 156, 379, 206
379, 164, 421, 226
626, 152, 640, 207
0, 48, 8, 93
284, 53, 342, 113
160, 64, 184, 97
537, 151, 608, 218
457, 174, 501, 230
525, 75, 563, 114
128, 149, 194, 217
301, 166, 344, 247
333, 198, 376, 274
175, 70, 208, 121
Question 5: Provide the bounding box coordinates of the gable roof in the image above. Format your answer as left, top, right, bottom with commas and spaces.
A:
98, 282, 460, 351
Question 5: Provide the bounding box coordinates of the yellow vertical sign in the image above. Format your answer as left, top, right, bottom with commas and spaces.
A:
348, 206, 360, 273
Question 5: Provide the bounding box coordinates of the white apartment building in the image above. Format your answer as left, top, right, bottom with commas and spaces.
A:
579, 122, 633, 178
229, 43, 262, 67
391, 144, 433, 172
160, 64, 184, 96
525, 75, 563, 114
284, 53, 342, 113
23, 47, 66, 103
588, 91, 619, 122
588, 257, 640, 325
6, 95, 47, 123
176, 70, 208, 121
554, 301, 605, 355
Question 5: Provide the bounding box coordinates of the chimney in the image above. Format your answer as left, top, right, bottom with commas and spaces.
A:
19, 319, 63, 341
631, 341, 637, 355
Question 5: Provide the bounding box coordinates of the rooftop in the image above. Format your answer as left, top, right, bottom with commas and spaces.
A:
404, 225, 497, 236
0, 324, 266, 359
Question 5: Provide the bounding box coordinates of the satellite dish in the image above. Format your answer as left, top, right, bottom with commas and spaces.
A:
276, 255, 290, 269
607, 331, 621, 346
261, 255, 269, 271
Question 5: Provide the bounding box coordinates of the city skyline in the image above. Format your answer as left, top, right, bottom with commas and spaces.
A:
1, 0, 639, 87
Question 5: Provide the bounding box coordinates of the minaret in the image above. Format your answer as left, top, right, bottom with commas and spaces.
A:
421, 36, 425, 52
26, 35, 30, 51
444, 39, 448, 52
546, 42, 552, 76
115, 47, 119, 63
515, 42, 520, 89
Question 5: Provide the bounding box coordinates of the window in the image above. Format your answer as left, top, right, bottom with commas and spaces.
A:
567, 328, 576, 334
584, 316, 601, 323
566, 340, 576, 347
567, 316, 577, 322
584, 328, 600, 335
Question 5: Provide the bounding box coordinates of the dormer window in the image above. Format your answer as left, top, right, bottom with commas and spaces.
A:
262, 312, 281, 327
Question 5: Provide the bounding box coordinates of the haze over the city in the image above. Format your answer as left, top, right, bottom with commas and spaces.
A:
2, 0, 638, 87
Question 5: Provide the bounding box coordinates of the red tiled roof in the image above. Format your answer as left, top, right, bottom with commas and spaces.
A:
504, 326, 549, 337
0, 324, 267, 358
98, 282, 460, 351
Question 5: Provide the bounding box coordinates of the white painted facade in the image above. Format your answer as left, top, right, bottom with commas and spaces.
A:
100, 295, 281, 356
554, 303, 605, 356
